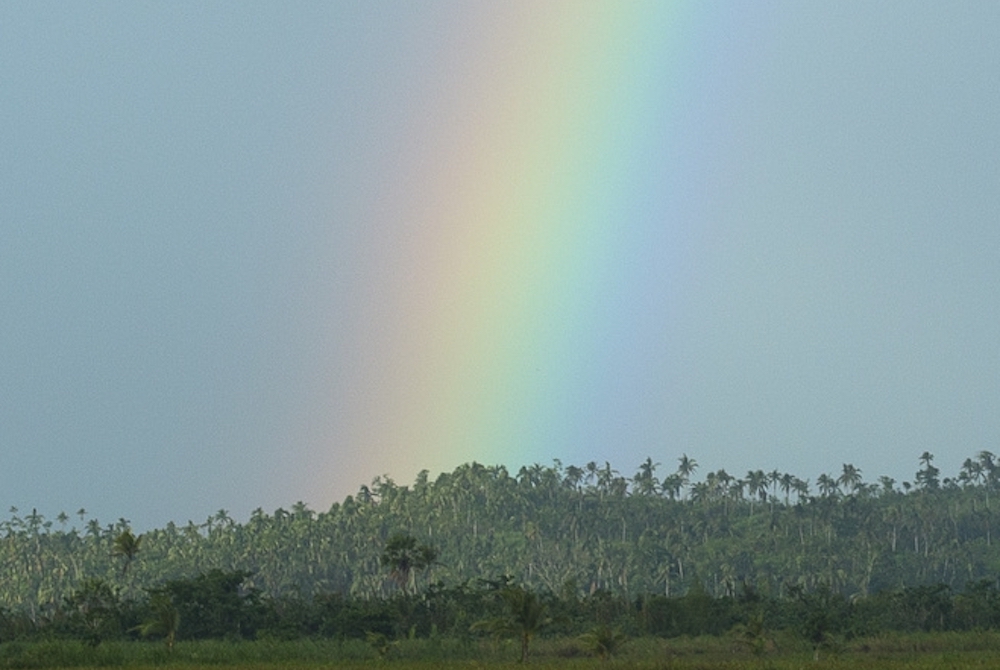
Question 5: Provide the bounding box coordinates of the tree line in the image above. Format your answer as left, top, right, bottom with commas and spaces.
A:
2, 451, 1000, 647
4, 548, 1000, 659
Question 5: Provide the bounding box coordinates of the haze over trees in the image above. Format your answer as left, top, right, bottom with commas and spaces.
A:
1, 451, 999, 615
2, 452, 1000, 656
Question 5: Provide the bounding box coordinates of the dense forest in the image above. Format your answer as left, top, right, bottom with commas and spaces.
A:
3, 452, 1000, 648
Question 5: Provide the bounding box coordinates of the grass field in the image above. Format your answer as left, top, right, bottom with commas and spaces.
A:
3, 632, 1000, 669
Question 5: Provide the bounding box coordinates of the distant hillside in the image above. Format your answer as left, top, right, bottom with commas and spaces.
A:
2, 451, 999, 612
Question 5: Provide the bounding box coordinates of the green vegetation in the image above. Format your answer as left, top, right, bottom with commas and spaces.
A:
2, 453, 1000, 665
111, 529, 142, 577
6, 452, 1000, 606
134, 591, 178, 649
0, 634, 1000, 668
577, 624, 628, 660
381, 533, 438, 594
472, 585, 552, 662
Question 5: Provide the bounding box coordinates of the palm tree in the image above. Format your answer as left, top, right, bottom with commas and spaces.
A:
728, 478, 746, 507
791, 477, 810, 502
714, 469, 734, 514
979, 451, 996, 507
473, 585, 550, 662
112, 529, 142, 576
979, 451, 997, 479
837, 463, 863, 495
563, 465, 585, 491
959, 458, 982, 488
690, 481, 712, 506
677, 454, 698, 497
595, 462, 619, 498
661, 474, 684, 500
136, 591, 179, 650
745, 470, 768, 515
916, 452, 940, 490
816, 474, 840, 498
632, 458, 660, 496
380, 533, 437, 594
768, 469, 782, 503
779, 473, 796, 505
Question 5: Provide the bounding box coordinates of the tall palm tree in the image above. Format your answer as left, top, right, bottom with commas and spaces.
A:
779, 473, 796, 505
563, 465, 585, 491
112, 529, 142, 576
916, 452, 940, 490
661, 474, 684, 500
838, 463, 863, 495
979, 451, 996, 508
768, 470, 782, 503
632, 458, 660, 496
791, 477, 810, 502
745, 470, 768, 515
816, 474, 839, 498
595, 462, 619, 498
677, 454, 698, 497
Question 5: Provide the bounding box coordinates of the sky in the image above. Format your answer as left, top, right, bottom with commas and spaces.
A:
2, 2, 999, 530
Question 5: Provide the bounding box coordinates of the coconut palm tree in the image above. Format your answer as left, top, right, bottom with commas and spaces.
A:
136, 591, 179, 650
112, 529, 142, 576
916, 452, 940, 490
380, 533, 437, 594
745, 470, 768, 515
838, 463, 863, 495
816, 474, 840, 498
632, 458, 660, 496
677, 454, 698, 497
473, 585, 550, 662
779, 472, 796, 505
661, 473, 684, 500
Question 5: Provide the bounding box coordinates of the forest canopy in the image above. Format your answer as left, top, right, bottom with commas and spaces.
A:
3, 453, 1000, 651
2, 451, 998, 611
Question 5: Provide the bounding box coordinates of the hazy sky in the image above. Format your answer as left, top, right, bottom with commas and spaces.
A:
3, 3, 999, 529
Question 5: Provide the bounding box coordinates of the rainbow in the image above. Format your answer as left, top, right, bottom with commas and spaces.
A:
316, 3, 766, 500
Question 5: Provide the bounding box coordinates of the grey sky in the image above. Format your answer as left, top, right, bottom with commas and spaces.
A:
2, 3, 999, 529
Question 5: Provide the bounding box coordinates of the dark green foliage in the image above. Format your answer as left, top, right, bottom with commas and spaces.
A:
10, 452, 1000, 652
888, 584, 954, 632
578, 624, 628, 659
365, 630, 395, 658
639, 582, 738, 638
730, 612, 773, 656
111, 529, 141, 577
55, 579, 124, 646
472, 585, 551, 662
791, 583, 849, 655
255, 591, 398, 641
134, 591, 179, 649
380, 533, 438, 593
954, 579, 1000, 630
5, 452, 1000, 612
147, 569, 262, 641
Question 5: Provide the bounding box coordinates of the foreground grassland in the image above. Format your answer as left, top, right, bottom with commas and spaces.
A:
5, 632, 1000, 670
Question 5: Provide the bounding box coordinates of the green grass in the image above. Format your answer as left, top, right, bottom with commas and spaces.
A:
3, 632, 1000, 669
